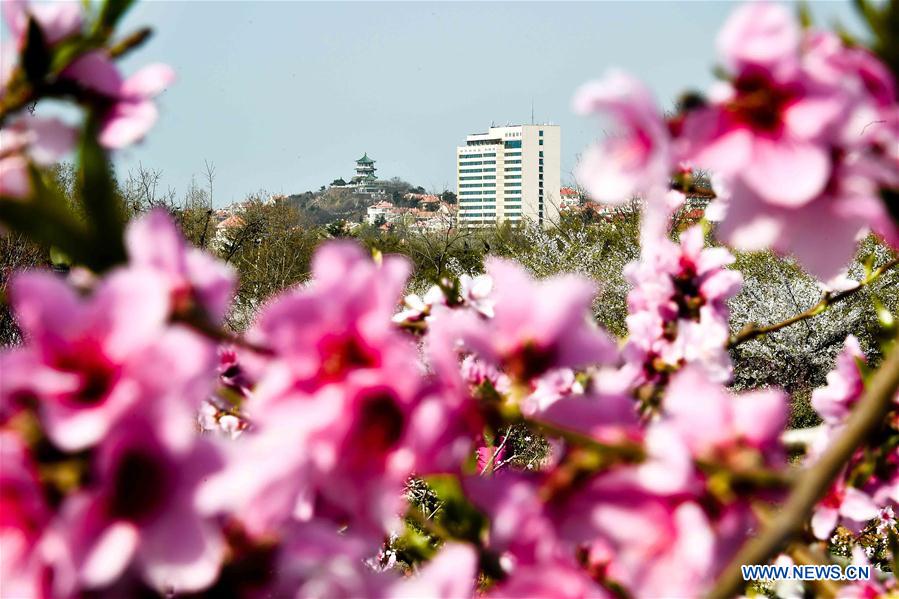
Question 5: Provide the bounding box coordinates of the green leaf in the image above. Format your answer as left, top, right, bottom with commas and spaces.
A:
50, 38, 93, 74
0, 169, 95, 267
423, 475, 487, 544
796, 1, 813, 29
22, 18, 51, 84
77, 115, 127, 270
95, 0, 138, 34
49, 245, 73, 268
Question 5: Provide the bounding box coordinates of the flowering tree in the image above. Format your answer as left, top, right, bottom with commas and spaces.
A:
1, 1, 898, 598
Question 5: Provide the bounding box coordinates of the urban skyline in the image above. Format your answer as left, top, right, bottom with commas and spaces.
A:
89, 1, 865, 207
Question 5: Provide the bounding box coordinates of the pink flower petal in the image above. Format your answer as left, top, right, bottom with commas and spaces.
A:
121, 64, 176, 99
62, 51, 123, 96
743, 137, 830, 207
98, 99, 159, 149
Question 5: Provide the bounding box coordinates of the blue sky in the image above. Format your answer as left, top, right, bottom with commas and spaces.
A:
102, 1, 864, 206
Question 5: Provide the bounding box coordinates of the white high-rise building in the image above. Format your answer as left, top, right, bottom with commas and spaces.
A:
456, 124, 560, 227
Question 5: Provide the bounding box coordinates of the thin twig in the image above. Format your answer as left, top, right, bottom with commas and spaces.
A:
479, 428, 512, 475
728, 258, 899, 349
708, 331, 899, 599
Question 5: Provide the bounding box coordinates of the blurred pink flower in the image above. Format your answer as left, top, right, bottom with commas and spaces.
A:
0, 117, 77, 198
811, 335, 865, 426
2, 0, 83, 48
0, 269, 216, 450
0, 431, 50, 598
683, 4, 837, 208
522, 368, 640, 446
465, 474, 591, 587
261, 521, 393, 597
574, 69, 672, 204
459, 273, 495, 318
716, 2, 800, 80
662, 366, 788, 466
556, 476, 717, 598
683, 6, 899, 279
126, 209, 236, 322
61, 51, 175, 149
245, 241, 413, 392
58, 416, 224, 593
389, 542, 477, 599
430, 258, 616, 384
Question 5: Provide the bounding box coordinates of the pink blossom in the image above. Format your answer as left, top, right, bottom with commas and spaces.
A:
2, 0, 83, 48
716, 2, 800, 80
245, 241, 414, 392
682, 4, 838, 208
0, 269, 216, 450
429, 258, 616, 384
252, 520, 393, 597
624, 225, 741, 386
126, 209, 236, 322
205, 368, 425, 540
0, 431, 50, 598
810, 482, 880, 540
835, 547, 896, 599
574, 69, 672, 204
556, 476, 717, 597
662, 366, 788, 467
201, 243, 464, 538
57, 415, 224, 594
61, 51, 175, 149
681, 6, 899, 280
0, 117, 77, 199
389, 542, 477, 599
522, 369, 640, 446
459, 272, 495, 318
465, 473, 596, 592
811, 335, 865, 426
714, 149, 896, 280
459, 354, 510, 394
392, 284, 446, 326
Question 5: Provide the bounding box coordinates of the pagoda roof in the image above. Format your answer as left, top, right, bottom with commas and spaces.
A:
356, 153, 375, 164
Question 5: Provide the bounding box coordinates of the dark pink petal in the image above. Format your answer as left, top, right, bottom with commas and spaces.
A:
62, 51, 123, 96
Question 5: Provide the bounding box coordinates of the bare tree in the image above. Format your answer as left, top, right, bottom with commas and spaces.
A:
122, 163, 176, 213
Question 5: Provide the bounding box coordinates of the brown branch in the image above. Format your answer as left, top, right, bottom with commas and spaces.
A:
708, 331, 899, 599
175, 311, 274, 356
728, 257, 899, 349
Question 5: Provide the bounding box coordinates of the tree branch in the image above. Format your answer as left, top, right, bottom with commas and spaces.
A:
728, 257, 899, 349
708, 331, 899, 599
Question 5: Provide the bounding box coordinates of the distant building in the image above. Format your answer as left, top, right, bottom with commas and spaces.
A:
350, 153, 380, 194
367, 200, 395, 224
366, 199, 456, 229
560, 187, 581, 209
456, 124, 560, 227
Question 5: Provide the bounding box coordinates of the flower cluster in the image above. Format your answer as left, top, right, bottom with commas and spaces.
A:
0, 0, 174, 199
576, 3, 899, 282
623, 224, 742, 394
1, 0, 898, 597
804, 337, 899, 542
0, 209, 801, 597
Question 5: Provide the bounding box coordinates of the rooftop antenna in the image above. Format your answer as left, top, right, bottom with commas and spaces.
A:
531, 98, 534, 125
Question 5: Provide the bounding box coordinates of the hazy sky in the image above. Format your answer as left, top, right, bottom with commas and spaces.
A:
98, 1, 864, 206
